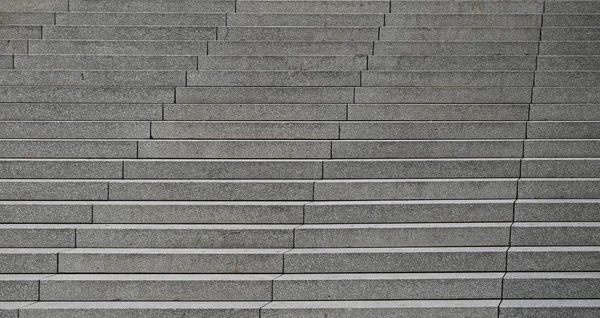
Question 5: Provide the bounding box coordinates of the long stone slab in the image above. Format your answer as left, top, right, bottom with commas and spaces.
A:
500, 299, 600, 318
503, 272, 600, 299
0, 140, 137, 159
362, 70, 533, 86
0, 26, 40, 39
390, 1, 543, 14
209, 41, 373, 55
0, 249, 64, 273
380, 27, 540, 41
511, 222, 600, 246
228, 13, 384, 26
0, 181, 107, 200
528, 121, 600, 139
385, 13, 541, 27
295, 223, 510, 247
27, 41, 207, 56
164, 104, 347, 121
0, 70, 185, 87
176, 87, 353, 104
519, 178, 600, 199
0, 86, 174, 103
0, 160, 122, 179
348, 104, 529, 121
76, 225, 296, 248
522, 159, 600, 178
0, 55, 11, 69
544, 14, 600, 26
368, 55, 536, 70
0, 0, 67, 11
539, 41, 600, 55
197, 55, 366, 70
0, 225, 75, 248
542, 27, 600, 41
537, 56, 600, 70
530, 104, 600, 121
0, 40, 27, 54
355, 87, 531, 104
0, 103, 162, 121
217, 26, 377, 41
375, 41, 538, 55
43, 26, 217, 41
515, 199, 600, 222
0, 275, 51, 301
69, 0, 235, 12
0, 202, 91, 223
0, 121, 149, 139
187, 71, 360, 86
237, 1, 390, 13
507, 246, 600, 271
545, 1, 600, 14
56, 12, 227, 26
536, 71, 600, 87
0, 12, 54, 25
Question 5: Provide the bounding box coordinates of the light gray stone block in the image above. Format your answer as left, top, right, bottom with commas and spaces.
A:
323, 159, 520, 179
314, 179, 518, 200
333, 140, 523, 159
0, 202, 90, 223
0, 181, 107, 200
237, 1, 390, 13
0, 70, 185, 87
19, 302, 264, 318
262, 300, 499, 318
295, 223, 510, 247
385, 13, 541, 27
197, 55, 366, 70
176, 87, 353, 104
528, 121, 600, 139
0, 275, 49, 301
0, 121, 149, 139
151, 121, 339, 140
0, 225, 75, 248
43, 26, 216, 41
76, 225, 296, 248
0, 26, 40, 40
188, 71, 359, 86
39, 274, 276, 301
542, 27, 600, 41
348, 104, 529, 121
59, 248, 285, 273
391, 1, 543, 14
545, 1, 600, 14
304, 200, 514, 223
208, 41, 373, 55
519, 178, 600, 199
69, 0, 235, 12
375, 41, 538, 55
539, 41, 600, 55
108, 180, 313, 201
515, 199, 600, 222
138, 140, 331, 159
15, 54, 198, 70
503, 272, 600, 299
525, 140, 600, 158
0, 86, 174, 103
0, 40, 27, 54
0, 302, 32, 318
522, 159, 600, 178
164, 104, 346, 121
0, 103, 162, 121
368, 55, 536, 70
0, 0, 67, 11
124, 160, 321, 179
533, 56, 600, 70
511, 222, 600, 246
530, 104, 600, 121
0, 12, 54, 25
0, 160, 121, 179
0, 140, 137, 159
340, 121, 526, 139
0, 55, 11, 69
500, 299, 600, 318
508, 246, 600, 271
536, 71, 600, 87
228, 13, 384, 26
380, 27, 540, 41
544, 14, 600, 26
217, 26, 377, 41
93, 202, 304, 224
355, 87, 531, 104
0, 249, 63, 274
56, 13, 226, 26
273, 273, 503, 300
362, 71, 533, 86
284, 247, 507, 273
27, 41, 206, 56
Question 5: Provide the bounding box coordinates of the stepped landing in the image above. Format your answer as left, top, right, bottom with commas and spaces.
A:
0, 0, 599, 317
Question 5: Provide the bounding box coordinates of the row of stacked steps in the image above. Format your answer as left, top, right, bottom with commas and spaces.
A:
0, 0, 599, 317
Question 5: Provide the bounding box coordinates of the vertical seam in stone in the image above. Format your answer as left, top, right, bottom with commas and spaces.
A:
91, 204, 94, 224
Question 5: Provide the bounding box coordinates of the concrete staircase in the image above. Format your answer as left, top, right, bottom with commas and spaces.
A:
0, 0, 599, 316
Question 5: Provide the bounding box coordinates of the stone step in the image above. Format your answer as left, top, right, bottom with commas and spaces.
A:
15, 54, 199, 70
69, 0, 235, 13
333, 140, 524, 159
0, 201, 92, 223
216, 26, 379, 41
0, 40, 27, 54
0, 121, 149, 139
0, 0, 67, 12
354, 87, 532, 104
0, 70, 185, 86
165, 104, 347, 121
0, 159, 122, 179
507, 246, 600, 271
0, 55, 12, 69
0, 12, 54, 25
0, 139, 137, 159
545, 1, 600, 14
385, 13, 541, 27
294, 223, 510, 247
0, 103, 162, 121
39, 274, 277, 301
522, 159, 600, 178
197, 55, 367, 70
58, 248, 287, 273
0, 225, 76, 248
537, 56, 600, 70
227, 13, 384, 26
544, 14, 600, 27
503, 272, 600, 299
536, 71, 600, 87
187, 71, 360, 87
527, 121, 600, 139
531, 104, 600, 121
524, 139, 600, 158
28, 41, 207, 56
0, 86, 174, 103
209, 41, 373, 55
0, 249, 64, 273
304, 200, 514, 223
43, 26, 217, 41
0, 180, 108, 200
380, 27, 540, 42
273, 273, 504, 300
348, 104, 529, 121
499, 299, 600, 318
542, 27, 600, 41
540, 41, 600, 55
0, 275, 51, 301
512, 222, 600, 246
176, 87, 354, 104
519, 178, 600, 199
375, 41, 538, 55
361, 71, 534, 86
237, 1, 390, 14
515, 199, 600, 222
0, 25, 41, 40
284, 247, 506, 273
390, 1, 543, 14
55, 12, 227, 26
368, 55, 536, 70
